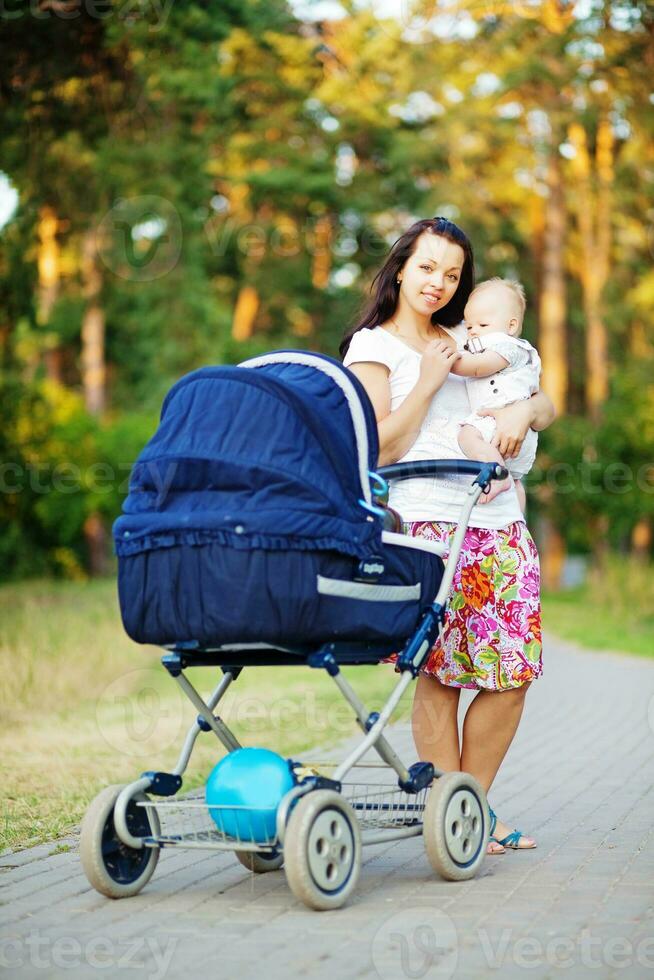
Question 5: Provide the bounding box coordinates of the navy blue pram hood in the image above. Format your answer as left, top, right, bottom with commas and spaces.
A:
114, 350, 444, 648
114, 352, 383, 560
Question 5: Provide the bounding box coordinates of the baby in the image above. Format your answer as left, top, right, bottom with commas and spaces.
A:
450, 278, 541, 506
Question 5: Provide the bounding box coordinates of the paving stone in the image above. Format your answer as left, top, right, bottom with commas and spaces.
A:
1, 635, 653, 979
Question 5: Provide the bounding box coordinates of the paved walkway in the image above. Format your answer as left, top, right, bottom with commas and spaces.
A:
2, 633, 654, 979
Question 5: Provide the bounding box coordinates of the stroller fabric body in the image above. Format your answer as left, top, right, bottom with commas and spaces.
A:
114, 352, 444, 648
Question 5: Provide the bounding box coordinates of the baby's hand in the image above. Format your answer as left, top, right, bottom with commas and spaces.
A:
478, 400, 532, 458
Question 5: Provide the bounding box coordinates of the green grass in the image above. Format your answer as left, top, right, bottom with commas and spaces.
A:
542, 556, 654, 659
2, 558, 651, 852
0, 578, 409, 852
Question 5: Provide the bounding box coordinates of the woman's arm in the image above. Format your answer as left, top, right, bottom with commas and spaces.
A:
349, 363, 432, 465
477, 390, 556, 458
348, 340, 461, 466
528, 390, 556, 431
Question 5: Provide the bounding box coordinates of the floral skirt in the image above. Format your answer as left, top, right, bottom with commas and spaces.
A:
395, 520, 543, 691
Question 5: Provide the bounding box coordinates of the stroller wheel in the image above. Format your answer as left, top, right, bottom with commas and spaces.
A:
80, 784, 160, 898
423, 772, 487, 881
283, 790, 361, 910
235, 849, 284, 873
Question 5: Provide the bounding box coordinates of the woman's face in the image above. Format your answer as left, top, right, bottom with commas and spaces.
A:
398, 232, 465, 318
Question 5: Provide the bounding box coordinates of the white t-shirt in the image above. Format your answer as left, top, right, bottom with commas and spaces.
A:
343, 324, 525, 529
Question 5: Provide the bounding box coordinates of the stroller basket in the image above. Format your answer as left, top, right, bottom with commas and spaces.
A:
139, 796, 278, 852
138, 777, 431, 852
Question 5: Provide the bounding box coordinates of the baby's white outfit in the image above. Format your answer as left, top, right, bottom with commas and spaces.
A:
459, 332, 541, 479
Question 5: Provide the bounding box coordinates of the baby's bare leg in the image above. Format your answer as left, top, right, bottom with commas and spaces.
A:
457, 424, 511, 504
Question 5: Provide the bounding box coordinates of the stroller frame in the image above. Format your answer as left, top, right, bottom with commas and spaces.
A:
81, 460, 506, 909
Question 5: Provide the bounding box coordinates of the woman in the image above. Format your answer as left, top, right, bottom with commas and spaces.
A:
341, 217, 555, 854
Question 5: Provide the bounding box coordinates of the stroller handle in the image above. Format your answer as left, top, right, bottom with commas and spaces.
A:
377, 459, 509, 483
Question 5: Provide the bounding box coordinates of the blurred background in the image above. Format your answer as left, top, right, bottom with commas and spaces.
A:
1, 0, 653, 851
1, 0, 653, 583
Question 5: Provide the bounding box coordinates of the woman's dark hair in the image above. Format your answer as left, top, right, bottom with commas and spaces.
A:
340, 216, 475, 358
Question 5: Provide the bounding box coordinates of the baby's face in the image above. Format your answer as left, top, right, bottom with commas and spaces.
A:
464, 285, 516, 338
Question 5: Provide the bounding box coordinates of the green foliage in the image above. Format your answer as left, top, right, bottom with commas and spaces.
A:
0, 366, 160, 581
0, 376, 91, 578
529, 350, 654, 553
0, 0, 652, 576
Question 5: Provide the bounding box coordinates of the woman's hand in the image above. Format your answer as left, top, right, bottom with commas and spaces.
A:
477, 399, 534, 458
418, 340, 461, 396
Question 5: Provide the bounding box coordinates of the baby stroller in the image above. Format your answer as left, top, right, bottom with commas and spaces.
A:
80, 351, 508, 910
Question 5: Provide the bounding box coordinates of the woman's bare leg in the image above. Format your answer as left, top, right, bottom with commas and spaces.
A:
412, 674, 461, 772
460, 682, 535, 845
411, 674, 507, 853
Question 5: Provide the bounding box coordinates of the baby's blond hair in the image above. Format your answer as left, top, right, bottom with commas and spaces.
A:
471, 277, 526, 334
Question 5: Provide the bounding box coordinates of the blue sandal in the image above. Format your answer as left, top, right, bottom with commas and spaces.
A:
489, 807, 536, 850
487, 807, 506, 854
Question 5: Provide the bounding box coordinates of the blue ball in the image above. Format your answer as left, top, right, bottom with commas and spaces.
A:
205, 748, 296, 843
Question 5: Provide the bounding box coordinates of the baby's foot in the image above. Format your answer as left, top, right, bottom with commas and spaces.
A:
479, 476, 511, 505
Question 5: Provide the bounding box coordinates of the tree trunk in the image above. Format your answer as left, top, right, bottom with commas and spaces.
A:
311, 214, 333, 290
37, 206, 63, 383
568, 117, 614, 569
538, 144, 568, 417
568, 118, 612, 422
629, 321, 650, 358
83, 512, 108, 577
536, 136, 568, 591
231, 285, 260, 341
528, 192, 545, 323
631, 518, 652, 562
80, 226, 108, 577
81, 227, 106, 415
